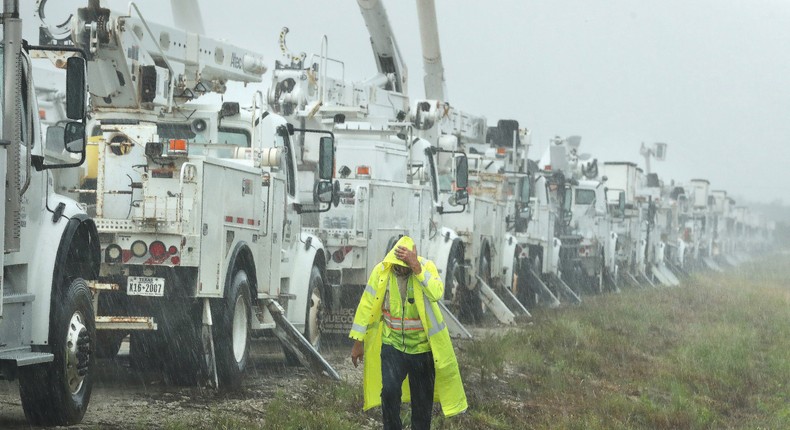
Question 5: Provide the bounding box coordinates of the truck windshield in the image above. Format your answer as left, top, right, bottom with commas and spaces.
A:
157, 123, 250, 147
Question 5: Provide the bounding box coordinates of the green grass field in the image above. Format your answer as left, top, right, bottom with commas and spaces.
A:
166, 256, 790, 429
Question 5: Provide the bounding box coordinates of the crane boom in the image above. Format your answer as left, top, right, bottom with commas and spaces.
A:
356, 0, 408, 94
415, 0, 446, 101
53, 1, 266, 111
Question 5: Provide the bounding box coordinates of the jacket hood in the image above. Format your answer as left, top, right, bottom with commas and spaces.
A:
382, 236, 415, 267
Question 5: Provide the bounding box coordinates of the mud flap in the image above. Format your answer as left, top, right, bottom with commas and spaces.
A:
475, 275, 516, 325
437, 300, 473, 340
265, 299, 340, 380
702, 257, 724, 273
494, 284, 531, 318
638, 271, 656, 288
652, 264, 680, 286
547, 274, 581, 305
666, 260, 690, 280
625, 272, 643, 289
525, 267, 560, 308
603, 269, 621, 294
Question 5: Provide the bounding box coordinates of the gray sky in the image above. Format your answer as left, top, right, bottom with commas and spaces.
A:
24, 1, 790, 204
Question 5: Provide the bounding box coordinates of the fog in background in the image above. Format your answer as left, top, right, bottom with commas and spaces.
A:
23, 0, 790, 206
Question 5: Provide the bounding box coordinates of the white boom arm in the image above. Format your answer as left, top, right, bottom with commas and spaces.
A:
356, 0, 408, 94
415, 0, 446, 101
62, 1, 266, 110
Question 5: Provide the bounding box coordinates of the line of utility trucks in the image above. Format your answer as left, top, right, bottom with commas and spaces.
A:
7, 0, 774, 425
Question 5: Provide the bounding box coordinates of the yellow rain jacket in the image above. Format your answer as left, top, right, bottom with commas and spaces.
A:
349, 236, 468, 417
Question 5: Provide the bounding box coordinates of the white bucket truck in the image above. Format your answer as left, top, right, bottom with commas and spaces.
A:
40, 0, 339, 387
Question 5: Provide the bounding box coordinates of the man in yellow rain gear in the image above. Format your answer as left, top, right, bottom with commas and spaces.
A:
349, 236, 467, 430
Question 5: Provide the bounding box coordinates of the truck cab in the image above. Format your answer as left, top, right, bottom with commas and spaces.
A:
2, 3, 100, 424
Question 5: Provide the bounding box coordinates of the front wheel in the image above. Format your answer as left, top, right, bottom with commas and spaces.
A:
284, 265, 325, 365
213, 270, 251, 389
19, 278, 95, 426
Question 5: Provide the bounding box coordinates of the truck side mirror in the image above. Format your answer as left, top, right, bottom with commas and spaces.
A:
315, 181, 334, 204
318, 136, 334, 181
314, 136, 335, 205
65, 56, 86, 120
64, 121, 86, 153
454, 189, 469, 206
455, 155, 468, 189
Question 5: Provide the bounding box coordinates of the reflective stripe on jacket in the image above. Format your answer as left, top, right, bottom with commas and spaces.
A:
348, 245, 467, 418
381, 274, 430, 354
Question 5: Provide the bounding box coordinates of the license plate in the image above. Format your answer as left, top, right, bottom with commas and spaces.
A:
127, 276, 165, 297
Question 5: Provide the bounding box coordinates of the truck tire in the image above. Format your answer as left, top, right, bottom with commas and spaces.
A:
459, 252, 485, 323
304, 266, 325, 350
284, 265, 324, 366
514, 257, 535, 309
529, 254, 543, 306
214, 270, 251, 389
445, 247, 464, 303
19, 278, 95, 426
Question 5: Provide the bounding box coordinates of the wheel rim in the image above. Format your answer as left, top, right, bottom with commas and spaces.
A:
511, 255, 519, 294
306, 280, 323, 346
449, 256, 462, 302
65, 311, 89, 394
232, 294, 248, 363
480, 254, 491, 285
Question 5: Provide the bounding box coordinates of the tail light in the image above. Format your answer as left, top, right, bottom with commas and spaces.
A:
332, 246, 353, 263
149, 241, 167, 258
105, 244, 122, 263
356, 165, 371, 177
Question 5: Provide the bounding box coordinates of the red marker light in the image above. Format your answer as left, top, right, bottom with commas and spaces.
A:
150, 241, 167, 258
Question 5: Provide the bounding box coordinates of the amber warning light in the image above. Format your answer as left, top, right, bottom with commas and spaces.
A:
169, 139, 188, 153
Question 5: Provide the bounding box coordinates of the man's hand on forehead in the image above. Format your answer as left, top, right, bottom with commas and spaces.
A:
395, 245, 421, 275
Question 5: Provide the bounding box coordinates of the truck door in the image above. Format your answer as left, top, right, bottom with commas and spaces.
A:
267, 126, 296, 299
267, 175, 286, 296
279, 127, 298, 261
